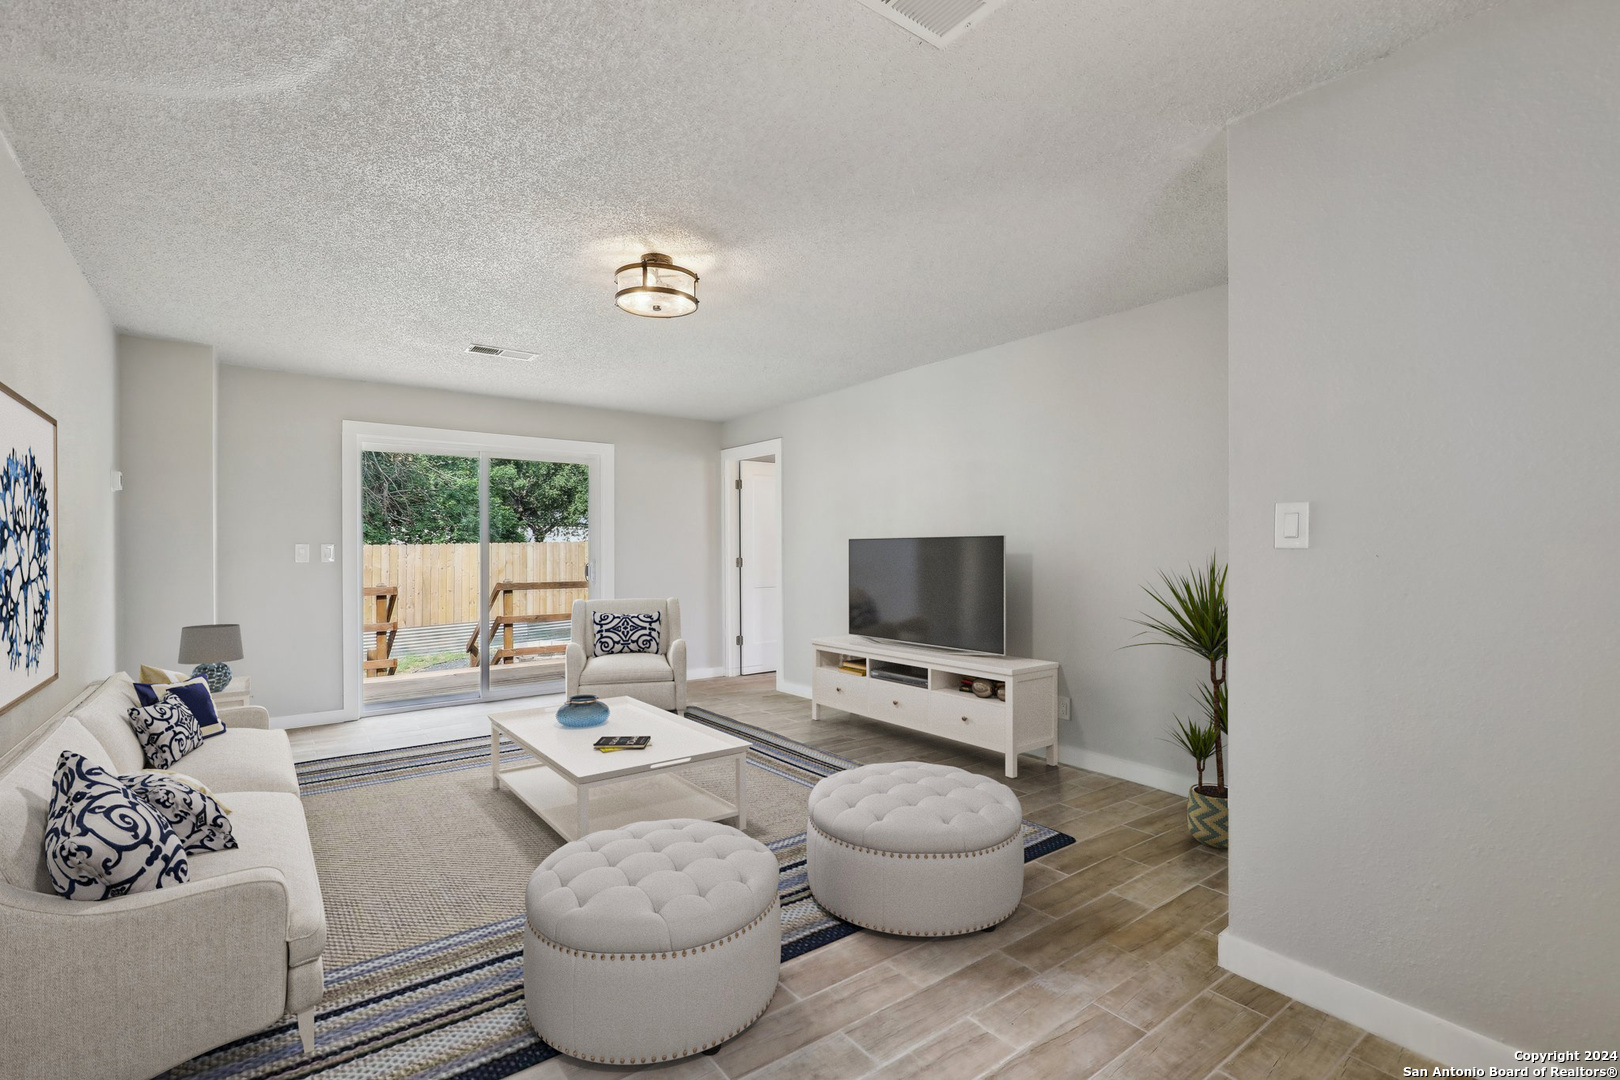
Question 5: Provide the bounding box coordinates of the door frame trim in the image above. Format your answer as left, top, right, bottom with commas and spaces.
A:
720, 438, 784, 684
341, 421, 616, 722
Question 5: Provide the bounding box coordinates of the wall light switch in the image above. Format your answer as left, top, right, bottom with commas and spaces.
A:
1274, 503, 1310, 549
320, 544, 335, 563
295, 544, 310, 563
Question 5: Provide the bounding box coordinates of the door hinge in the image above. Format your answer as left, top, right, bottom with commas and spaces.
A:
735, 556, 743, 568
735, 477, 743, 490
735, 634, 743, 645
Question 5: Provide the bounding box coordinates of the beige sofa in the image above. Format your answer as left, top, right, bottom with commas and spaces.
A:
566, 597, 688, 713
0, 672, 323, 1080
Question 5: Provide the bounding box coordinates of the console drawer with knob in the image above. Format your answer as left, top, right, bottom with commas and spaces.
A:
811, 667, 871, 715
926, 693, 1006, 752
868, 682, 928, 729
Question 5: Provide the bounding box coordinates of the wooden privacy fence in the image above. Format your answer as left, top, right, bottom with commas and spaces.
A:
362, 542, 589, 628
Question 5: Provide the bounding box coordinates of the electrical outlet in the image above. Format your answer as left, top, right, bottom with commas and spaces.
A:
1058, 696, 1071, 721
294, 544, 310, 564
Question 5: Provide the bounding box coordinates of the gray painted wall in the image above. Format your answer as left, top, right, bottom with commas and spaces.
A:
1227, 0, 1619, 1050
116, 334, 217, 674
724, 287, 1228, 790
214, 365, 723, 718
0, 137, 117, 756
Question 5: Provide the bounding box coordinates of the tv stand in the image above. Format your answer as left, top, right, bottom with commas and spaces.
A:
810, 635, 1060, 777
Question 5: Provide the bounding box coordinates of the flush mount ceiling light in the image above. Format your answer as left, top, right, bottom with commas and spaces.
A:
614, 253, 698, 318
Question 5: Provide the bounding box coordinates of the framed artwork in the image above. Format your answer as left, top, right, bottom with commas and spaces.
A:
0, 380, 56, 713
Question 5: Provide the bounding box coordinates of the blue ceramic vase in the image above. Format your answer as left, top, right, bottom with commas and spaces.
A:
557, 694, 610, 728
191, 662, 233, 693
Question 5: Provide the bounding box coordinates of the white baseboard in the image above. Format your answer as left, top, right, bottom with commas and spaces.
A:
777, 678, 811, 699
1063, 747, 1195, 797
272, 709, 352, 730
687, 666, 727, 681
1218, 931, 1519, 1069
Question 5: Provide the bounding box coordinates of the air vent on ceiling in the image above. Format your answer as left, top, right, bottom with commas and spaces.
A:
850, 0, 1007, 48
466, 343, 536, 361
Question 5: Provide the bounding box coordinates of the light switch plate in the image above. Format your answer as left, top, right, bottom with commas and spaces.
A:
295, 544, 310, 563
1275, 503, 1310, 548
320, 544, 335, 563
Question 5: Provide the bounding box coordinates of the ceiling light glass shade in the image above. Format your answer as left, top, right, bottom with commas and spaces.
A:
614, 253, 698, 318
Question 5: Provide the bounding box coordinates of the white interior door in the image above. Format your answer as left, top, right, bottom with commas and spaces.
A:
739, 459, 780, 675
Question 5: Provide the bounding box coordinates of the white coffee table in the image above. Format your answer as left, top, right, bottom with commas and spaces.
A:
489, 696, 751, 842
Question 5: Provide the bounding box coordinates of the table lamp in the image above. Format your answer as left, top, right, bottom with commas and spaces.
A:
179, 623, 244, 692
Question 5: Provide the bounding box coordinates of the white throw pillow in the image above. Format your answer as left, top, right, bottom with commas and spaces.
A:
43, 752, 189, 900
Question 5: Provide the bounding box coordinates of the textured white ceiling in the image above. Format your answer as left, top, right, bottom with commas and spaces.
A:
1, 0, 1499, 421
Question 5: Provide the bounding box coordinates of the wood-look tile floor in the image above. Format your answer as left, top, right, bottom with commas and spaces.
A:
289, 675, 1438, 1080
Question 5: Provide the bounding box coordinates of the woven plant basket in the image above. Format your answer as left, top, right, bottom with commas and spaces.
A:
1187, 787, 1229, 850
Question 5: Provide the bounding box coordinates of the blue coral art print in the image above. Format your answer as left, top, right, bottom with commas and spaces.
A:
1, 447, 51, 670
0, 381, 57, 712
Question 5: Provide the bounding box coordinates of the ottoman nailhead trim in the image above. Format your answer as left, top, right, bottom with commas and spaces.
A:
814, 893, 1021, 938
807, 821, 1022, 936
544, 995, 774, 1065
526, 899, 779, 961
808, 820, 1020, 859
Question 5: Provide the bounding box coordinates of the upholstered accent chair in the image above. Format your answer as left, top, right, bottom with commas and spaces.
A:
566, 597, 687, 713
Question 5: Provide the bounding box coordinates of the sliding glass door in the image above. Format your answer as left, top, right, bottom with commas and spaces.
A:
477, 458, 591, 699
360, 450, 484, 709
349, 426, 610, 715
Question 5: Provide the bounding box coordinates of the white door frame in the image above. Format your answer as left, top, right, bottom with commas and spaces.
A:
340, 421, 615, 722
720, 438, 784, 686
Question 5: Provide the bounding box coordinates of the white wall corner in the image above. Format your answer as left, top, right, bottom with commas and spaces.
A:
1217, 931, 1521, 1069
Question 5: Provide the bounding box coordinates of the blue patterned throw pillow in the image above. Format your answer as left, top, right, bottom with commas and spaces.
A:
135, 677, 226, 739
121, 772, 236, 854
44, 752, 189, 900
592, 611, 662, 655
124, 692, 204, 769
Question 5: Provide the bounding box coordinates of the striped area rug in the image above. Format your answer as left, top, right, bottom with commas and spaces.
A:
164, 707, 1073, 1079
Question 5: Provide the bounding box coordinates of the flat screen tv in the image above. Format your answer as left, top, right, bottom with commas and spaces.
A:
848, 536, 1005, 655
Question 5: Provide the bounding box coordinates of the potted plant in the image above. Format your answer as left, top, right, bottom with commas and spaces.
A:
1131, 555, 1228, 849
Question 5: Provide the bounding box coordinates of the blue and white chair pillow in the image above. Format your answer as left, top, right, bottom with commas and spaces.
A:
592, 611, 662, 655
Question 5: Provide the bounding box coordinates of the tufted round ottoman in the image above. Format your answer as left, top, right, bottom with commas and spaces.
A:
807, 761, 1024, 936
524, 819, 780, 1064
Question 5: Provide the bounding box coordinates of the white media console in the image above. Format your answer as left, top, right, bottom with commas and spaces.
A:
810, 635, 1060, 777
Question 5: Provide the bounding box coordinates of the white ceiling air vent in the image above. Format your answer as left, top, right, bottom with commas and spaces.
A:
850, 0, 1008, 48
466, 343, 536, 361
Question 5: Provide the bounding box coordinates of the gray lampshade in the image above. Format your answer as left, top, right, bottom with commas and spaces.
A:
178, 623, 244, 664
